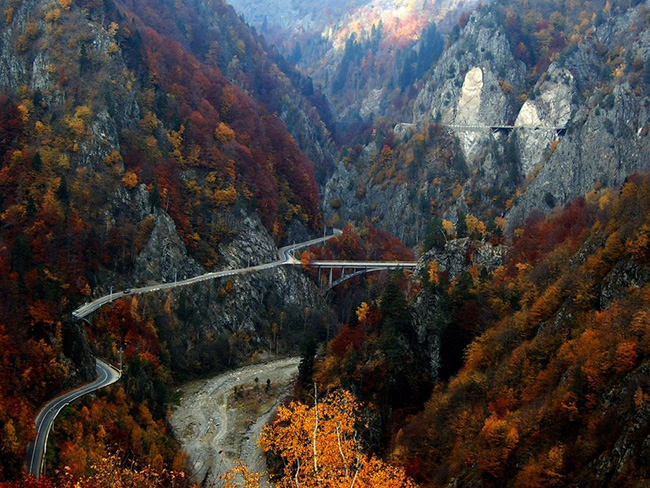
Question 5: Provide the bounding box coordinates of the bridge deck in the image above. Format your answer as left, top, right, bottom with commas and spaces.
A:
446, 124, 565, 131
307, 260, 417, 269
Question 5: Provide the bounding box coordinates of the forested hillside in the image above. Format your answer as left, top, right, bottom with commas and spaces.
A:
394, 174, 650, 486
300, 174, 650, 487
0, 0, 332, 481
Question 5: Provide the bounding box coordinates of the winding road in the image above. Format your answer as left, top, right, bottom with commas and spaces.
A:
28, 228, 415, 479
26, 359, 121, 477
73, 231, 341, 320
27, 231, 340, 478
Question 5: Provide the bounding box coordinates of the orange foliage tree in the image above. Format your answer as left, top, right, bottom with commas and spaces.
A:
260, 389, 417, 488
0, 453, 197, 488
221, 462, 262, 488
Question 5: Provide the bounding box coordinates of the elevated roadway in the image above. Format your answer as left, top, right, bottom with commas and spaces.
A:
30, 227, 419, 477
73, 230, 342, 319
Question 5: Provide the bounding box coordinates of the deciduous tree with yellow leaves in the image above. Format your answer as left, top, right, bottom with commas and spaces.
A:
259, 389, 417, 488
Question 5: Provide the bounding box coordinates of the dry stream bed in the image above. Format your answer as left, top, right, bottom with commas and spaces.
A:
169, 357, 299, 486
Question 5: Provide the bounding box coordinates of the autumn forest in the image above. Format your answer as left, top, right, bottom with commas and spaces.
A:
0, 0, 649, 486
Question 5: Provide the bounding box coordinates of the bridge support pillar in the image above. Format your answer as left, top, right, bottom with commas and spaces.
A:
329, 268, 333, 288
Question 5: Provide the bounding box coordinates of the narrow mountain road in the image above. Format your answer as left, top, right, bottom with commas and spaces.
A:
169, 358, 299, 486
27, 232, 339, 478
73, 230, 341, 319
26, 359, 121, 477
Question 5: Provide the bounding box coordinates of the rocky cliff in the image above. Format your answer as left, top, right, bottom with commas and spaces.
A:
322, 9, 530, 245
414, 2, 650, 227
506, 4, 650, 226
135, 209, 331, 374
413, 10, 527, 162
324, 1, 650, 244
0, 0, 336, 475
411, 237, 506, 380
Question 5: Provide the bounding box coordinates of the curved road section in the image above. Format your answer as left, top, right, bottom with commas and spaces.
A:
27, 359, 120, 478
27, 231, 340, 478
73, 230, 342, 320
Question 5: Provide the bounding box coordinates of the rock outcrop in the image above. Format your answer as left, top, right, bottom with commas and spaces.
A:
413, 9, 527, 129
505, 4, 650, 225
514, 66, 575, 177
134, 212, 205, 285
325, 2, 650, 243
411, 238, 507, 380
414, 237, 507, 278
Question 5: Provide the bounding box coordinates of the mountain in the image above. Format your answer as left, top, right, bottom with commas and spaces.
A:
224, 0, 650, 485
0, 0, 336, 480
227, 0, 477, 130
324, 0, 650, 246
116, 0, 339, 179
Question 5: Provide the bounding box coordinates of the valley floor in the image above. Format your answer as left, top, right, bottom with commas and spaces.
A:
169, 357, 300, 486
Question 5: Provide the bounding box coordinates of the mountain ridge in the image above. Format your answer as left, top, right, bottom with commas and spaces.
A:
0, 0, 337, 480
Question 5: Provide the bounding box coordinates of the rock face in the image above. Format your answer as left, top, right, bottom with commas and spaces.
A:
0, 0, 44, 88
414, 237, 507, 279
323, 140, 421, 245
134, 212, 205, 285
209, 210, 325, 337
454, 65, 512, 162
504, 4, 650, 225
413, 10, 527, 129
411, 238, 506, 380
600, 260, 650, 309
456, 67, 484, 122
131, 208, 330, 373
514, 67, 575, 177
325, 2, 650, 244
61, 319, 96, 383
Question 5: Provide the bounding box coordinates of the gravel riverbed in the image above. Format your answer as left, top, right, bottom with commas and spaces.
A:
169, 357, 299, 486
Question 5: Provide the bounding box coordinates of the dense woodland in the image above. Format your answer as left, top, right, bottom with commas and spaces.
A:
0, 0, 323, 482
0, 0, 650, 486
302, 174, 650, 487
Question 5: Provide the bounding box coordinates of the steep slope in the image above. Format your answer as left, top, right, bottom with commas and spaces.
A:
0, 0, 333, 480
118, 0, 338, 180
325, 0, 650, 245
227, 0, 476, 129
395, 174, 650, 486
